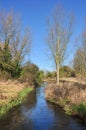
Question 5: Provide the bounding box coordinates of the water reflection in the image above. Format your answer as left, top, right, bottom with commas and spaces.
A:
0, 85, 86, 130
0, 90, 36, 130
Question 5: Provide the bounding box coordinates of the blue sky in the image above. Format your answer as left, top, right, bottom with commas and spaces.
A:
0, 0, 86, 71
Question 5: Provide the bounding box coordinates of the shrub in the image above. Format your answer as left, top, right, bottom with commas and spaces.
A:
60, 66, 75, 78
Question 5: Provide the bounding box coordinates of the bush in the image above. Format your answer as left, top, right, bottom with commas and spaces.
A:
20, 62, 44, 87
0, 71, 12, 80
60, 66, 75, 77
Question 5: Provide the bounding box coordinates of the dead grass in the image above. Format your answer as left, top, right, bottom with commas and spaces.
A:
45, 81, 86, 122
60, 77, 86, 85
0, 80, 29, 106
45, 82, 86, 105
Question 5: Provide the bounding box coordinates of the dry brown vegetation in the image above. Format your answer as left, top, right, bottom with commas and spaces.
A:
60, 77, 86, 85
45, 82, 86, 105
0, 80, 29, 106
45, 81, 86, 122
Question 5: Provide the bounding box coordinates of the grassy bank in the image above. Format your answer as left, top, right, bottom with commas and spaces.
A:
0, 80, 33, 117
45, 82, 86, 123
0, 87, 33, 117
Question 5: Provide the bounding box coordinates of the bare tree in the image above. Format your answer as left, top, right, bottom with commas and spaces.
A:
74, 29, 86, 77
0, 10, 31, 65
46, 6, 73, 85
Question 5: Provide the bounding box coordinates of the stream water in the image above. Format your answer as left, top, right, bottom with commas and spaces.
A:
0, 83, 86, 130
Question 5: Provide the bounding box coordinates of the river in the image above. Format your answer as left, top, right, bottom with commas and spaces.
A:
0, 83, 86, 130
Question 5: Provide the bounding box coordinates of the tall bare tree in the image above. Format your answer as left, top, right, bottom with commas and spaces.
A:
46, 6, 73, 85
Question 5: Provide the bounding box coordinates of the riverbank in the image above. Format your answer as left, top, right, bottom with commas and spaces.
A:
0, 80, 33, 117
45, 81, 86, 123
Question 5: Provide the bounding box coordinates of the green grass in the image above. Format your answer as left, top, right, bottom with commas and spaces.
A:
47, 98, 86, 120
71, 103, 86, 115
0, 87, 33, 117
49, 98, 55, 103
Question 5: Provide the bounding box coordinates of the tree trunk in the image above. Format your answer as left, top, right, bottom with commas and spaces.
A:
56, 65, 59, 85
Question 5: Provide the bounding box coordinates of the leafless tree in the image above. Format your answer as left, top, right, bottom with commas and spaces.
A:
0, 10, 31, 65
46, 6, 73, 85
74, 29, 86, 77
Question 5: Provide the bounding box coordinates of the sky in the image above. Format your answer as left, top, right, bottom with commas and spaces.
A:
0, 0, 86, 71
